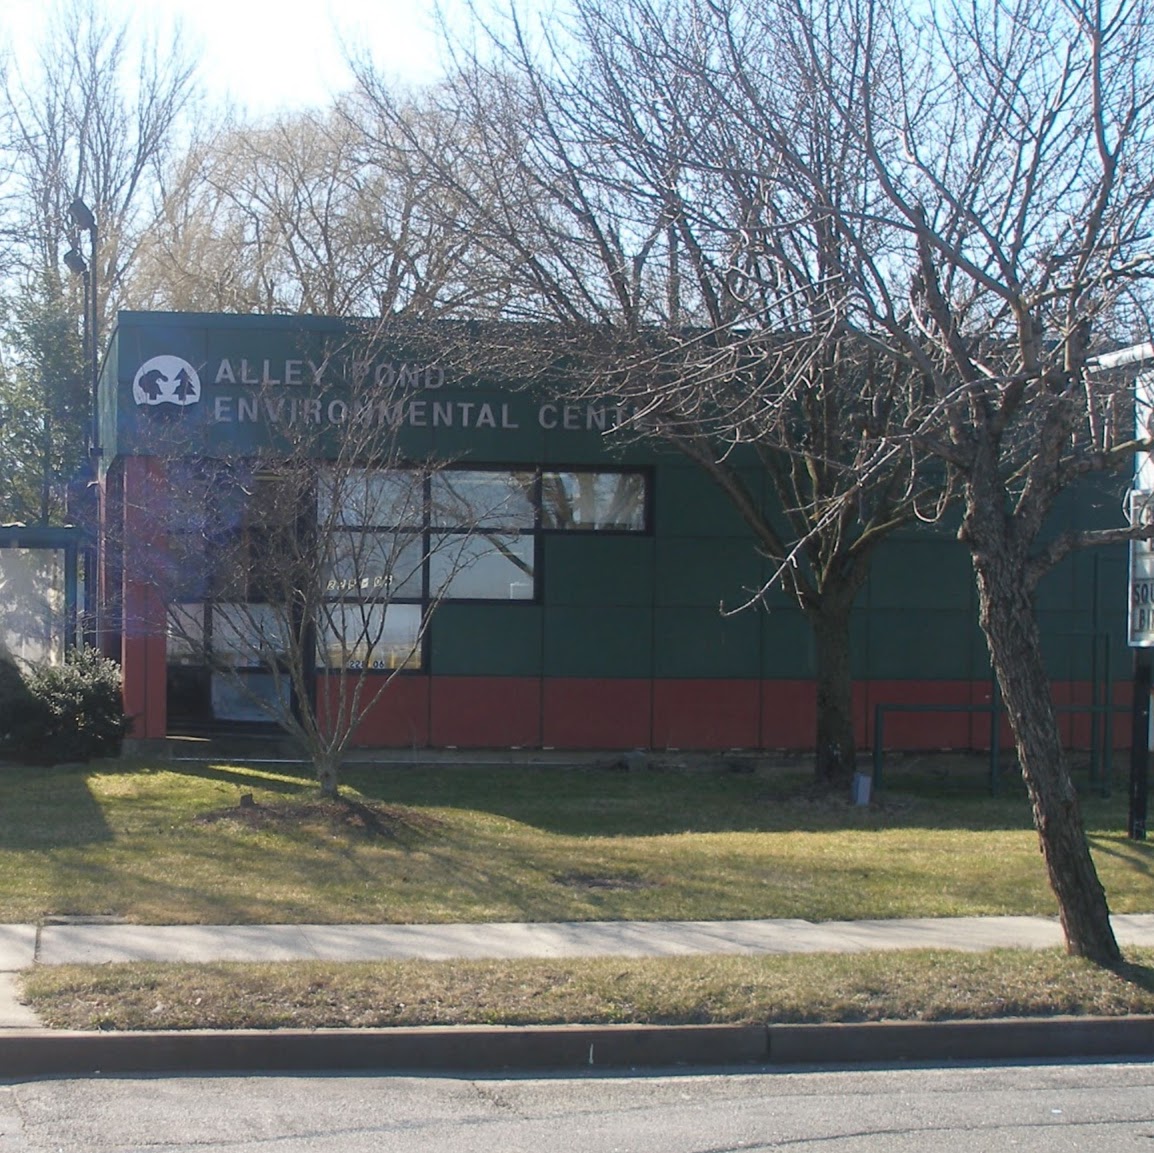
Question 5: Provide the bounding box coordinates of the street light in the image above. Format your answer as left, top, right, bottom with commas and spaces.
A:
63, 249, 91, 439
68, 198, 99, 458
65, 199, 99, 650
63, 247, 88, 277
68, 197, 96, 234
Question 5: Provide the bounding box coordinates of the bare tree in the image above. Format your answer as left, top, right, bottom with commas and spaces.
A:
362, 0, 1154, 960
876, 0, 1150, 965
0, 0, 198, 522
0, 0, 197, 322
144, 333, 526, 796
134, 95, 518, 319
350, 0, 947, 783
676, 0, 1154, 963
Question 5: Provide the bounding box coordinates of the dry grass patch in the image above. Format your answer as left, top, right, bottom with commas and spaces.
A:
0, 756, 1150, 924
192, 795, 442, 840
21, 949, 1154, 1031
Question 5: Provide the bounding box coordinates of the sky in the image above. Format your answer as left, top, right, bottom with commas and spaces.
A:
2, 0, 469, 115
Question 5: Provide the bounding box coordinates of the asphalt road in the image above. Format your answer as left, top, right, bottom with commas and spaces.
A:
3, 1061, 1154, 1151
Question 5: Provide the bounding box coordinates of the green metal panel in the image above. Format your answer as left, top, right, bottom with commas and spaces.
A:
1034, 552, 1122, 687
1035, 558, 1080, 612
1074, 477, 1128, 528
1077, 548, 1131, 678
760, 610, 816, 676
653, 605, 762, 677
864, 609, 982, 678
543, 535, 655, 606
655, 537, 764, 609
428, 388, 545, 464
540, 407, 655, 466
655, 464, 760, 538
542, 605, 654, 677
1037, 609, 1111, 680
863, 534, 973, 610
429, 603, 543, 676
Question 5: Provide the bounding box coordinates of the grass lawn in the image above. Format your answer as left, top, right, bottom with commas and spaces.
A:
22, 949, 1154, 1031
0, 751, 1150, 926
8, 751, 1154, 1031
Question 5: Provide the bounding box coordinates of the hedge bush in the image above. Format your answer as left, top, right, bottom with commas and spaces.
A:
0, 647, 36, 752
0, 647, 129, 764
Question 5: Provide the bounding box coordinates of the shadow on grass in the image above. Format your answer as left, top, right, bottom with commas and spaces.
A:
1, 754, 1089, 924
145, 753, 1112, 839
1113, 959, 1154, 992
0, 763, 113, 849
334, 760, 1051, 838
1087, 833, 1154, 882
170, 759, 317, 796
192, 793, 441, 850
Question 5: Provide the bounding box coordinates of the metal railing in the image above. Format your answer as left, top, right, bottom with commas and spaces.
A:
872, 635, 1122, 795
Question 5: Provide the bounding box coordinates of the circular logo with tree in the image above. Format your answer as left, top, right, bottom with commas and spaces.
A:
132, 356, 201, 407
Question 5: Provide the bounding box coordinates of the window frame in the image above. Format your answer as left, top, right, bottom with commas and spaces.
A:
538, 466, 651, 533
168, 462, 652, 679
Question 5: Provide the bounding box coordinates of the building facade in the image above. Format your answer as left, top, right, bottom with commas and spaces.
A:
98, 312, 1130, 751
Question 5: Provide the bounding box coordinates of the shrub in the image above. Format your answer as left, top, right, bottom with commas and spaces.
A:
0, 646, 36, 753
8, 647, 129, 764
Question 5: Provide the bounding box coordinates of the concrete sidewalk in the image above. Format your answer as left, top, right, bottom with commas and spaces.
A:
4, 913, 1154, 1025
6, 913, 1154, 970
3, 915, 1154, 1075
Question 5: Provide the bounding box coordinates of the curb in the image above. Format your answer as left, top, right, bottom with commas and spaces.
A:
0, 1024, 766, 1077
1, 1017, 1152, 1078
767, 1016, 1154, 1065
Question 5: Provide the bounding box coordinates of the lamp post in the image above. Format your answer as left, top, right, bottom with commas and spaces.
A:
63, 247, 90, 427
68, 198, 99, 459
65, 198, 99, 648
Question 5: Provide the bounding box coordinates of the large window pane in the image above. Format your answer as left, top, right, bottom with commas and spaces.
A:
249, 473, 303, 526
318, 469, 425, 528
429, 533, 535, 599
211, 672, 290, 722
211, 528, 300, 602
207, 472, 303, 601
166, 534, 212, 601
0, 547, 67, 667
541, 471, 646, 531
211, 603, 289, 668
323, 531, 425, 599
167, 602, 206, 665
430, 470, 535, 529
170, 603, 288, 669
316, 602, 423, 670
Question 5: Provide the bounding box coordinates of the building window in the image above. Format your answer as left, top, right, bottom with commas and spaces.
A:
325, 531, 426, 599
210, 602, 288, 668
316, 602, 423, 671
318, 468, 426, 529
430, 470, 536, 529
165, 470, 301, 672
541, 471, 647, 530
318, 467, 427, 672
170, 464, 649, 677
430, 532, 535, 600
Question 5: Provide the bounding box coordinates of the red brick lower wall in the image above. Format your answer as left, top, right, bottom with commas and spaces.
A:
315, 676, 1132, 751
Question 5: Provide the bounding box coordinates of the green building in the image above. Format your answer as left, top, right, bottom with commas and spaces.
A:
96, 311, 1129, 751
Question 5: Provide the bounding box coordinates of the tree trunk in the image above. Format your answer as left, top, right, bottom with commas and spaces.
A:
808, 590, 858, 786
972, 544, 1121, 965
315, 753, 341, 799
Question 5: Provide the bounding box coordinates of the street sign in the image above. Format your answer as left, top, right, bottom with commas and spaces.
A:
1129, 491, 1154, 645
1130, 370, 1154, 648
